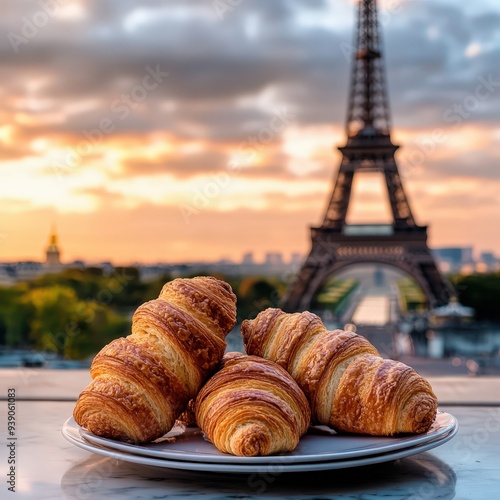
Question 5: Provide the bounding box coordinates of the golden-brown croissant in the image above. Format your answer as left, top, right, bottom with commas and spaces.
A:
195, 352, 311, 456
241, 308, 437, 436
73, 276, 237, 443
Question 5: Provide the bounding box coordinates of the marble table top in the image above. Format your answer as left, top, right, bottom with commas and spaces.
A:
1, 370, 500, 499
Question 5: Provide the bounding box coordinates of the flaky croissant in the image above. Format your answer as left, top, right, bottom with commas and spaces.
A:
241, 308, 438, 436
195, 352, 311, 456
73, 276, 237, 443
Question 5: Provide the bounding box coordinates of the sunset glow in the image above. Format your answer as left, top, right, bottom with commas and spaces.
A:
1, 0, 499, 264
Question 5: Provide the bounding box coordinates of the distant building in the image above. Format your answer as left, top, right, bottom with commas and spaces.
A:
241, 252, 254, 265
16, 261, 44, 280
479, 251, 497, 271
264, 252, 284, 266
0, 261, 44, 285
433, 247, 473, 273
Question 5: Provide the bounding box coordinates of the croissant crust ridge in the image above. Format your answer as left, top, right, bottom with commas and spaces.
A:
195, 353, 311, 456
73, 276, 237, 444
241, 308, 438, 436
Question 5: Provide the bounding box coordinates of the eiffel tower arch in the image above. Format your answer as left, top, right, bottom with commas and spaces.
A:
281, 0, 454, 313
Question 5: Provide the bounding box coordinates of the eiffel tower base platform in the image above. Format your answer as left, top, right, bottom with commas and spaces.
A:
281, 224, 453, 313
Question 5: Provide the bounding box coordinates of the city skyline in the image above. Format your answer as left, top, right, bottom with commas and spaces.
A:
4, 224, 497, 272
2, 0, 500, 263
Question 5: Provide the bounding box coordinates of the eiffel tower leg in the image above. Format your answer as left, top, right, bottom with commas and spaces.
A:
323, 169, 354, 229
280, 259, 319, 312
403, 243, 455, 307
384, 168, 416, 228
280, 236, 339, 312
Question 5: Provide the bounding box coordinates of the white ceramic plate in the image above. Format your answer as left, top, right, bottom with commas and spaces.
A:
62, 419, 458, 473
75, 412, 456, 464
63, 411, 457, 467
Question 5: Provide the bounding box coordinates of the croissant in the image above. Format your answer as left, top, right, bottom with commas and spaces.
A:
241, 308, 437, 436
73, 276, 237, 443
176, 399, 197, 427
195, 352, 311, 456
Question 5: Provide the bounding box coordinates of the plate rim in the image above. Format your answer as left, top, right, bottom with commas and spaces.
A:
62, 422, 459, 473
65, 410, 457, 465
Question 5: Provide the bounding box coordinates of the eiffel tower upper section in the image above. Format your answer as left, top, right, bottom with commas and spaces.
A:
322, 0, 417, 233
347, 0, 391, 138
280, 0, 453, 312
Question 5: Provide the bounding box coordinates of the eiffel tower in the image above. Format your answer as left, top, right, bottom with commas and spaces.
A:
281, 0, 453, 312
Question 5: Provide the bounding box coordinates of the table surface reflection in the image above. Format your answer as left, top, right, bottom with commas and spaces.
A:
1, 370, 500, 499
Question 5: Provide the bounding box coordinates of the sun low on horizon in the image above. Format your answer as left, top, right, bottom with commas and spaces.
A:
1, 0, 500, 265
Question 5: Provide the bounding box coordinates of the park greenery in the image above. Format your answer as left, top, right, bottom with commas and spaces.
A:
0, 268, 498, 360
451, 272, 500, 321
397, 278, 427, 313
0, 268, 286, 360
312, 277, 358, 316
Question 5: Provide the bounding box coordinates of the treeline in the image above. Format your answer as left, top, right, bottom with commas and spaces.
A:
451, 272, 500, 321
0, 267, 161, 360
0, 268, 285, 360
2, 269, 498, 360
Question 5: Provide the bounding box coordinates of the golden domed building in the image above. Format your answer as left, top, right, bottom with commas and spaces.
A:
44, 226, 62, 270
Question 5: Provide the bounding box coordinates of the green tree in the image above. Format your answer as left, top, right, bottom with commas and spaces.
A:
237, 278, 280, 321
453, 272, 500, 321
0, 285, 34, 347
63, 304, 130, 360
24, 286, 85, 356
22, 285, 130, 359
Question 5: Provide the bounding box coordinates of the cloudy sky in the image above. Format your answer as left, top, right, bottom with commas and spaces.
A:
1, 0, 500, 264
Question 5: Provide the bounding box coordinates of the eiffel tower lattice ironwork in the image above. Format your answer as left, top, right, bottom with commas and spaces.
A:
281, 0, 453, 312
